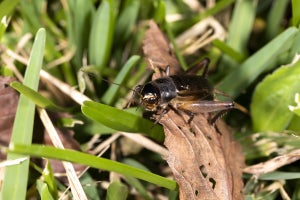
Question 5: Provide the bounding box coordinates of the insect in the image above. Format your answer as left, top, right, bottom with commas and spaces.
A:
131, 58, 236, 124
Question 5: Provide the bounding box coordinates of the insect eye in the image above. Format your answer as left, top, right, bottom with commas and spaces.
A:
143, 94, 158, 105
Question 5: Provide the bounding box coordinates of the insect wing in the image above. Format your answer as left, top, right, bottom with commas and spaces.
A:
170, 75, 214, 101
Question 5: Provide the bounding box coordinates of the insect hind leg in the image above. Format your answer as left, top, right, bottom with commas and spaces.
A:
176, 100, 234, 124
185, 58, 210, 77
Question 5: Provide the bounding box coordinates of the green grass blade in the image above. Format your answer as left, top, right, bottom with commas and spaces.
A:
0, 16, 9, 40
226, 0, 257, 54
292, 0, 300, 26
36, 180, 55, 200
66, 0, 94, 68
199, 0, 235, 20
88, 0, 114, 72
101, 55, 140, 105
42, 160, 58, 199
81, 101, 164, 141
114, 0, 140, 45
265, 0, 289, 39
10, 81, 64, 111
0, 0, 18, 19
1, 28, 45, 199
122, 158, 153, 200
106, 181, 129, 200
218, 27, 299, 98
259, 171, 300, 180
217, 0, 257, 76
9, 144, 177, 190
212, 39, 245, 63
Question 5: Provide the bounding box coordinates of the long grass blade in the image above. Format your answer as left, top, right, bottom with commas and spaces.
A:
1, 28, 45, 199
9, 143, 177, 190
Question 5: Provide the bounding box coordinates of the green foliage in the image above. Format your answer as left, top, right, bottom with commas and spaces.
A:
9, 143, 177, 190
88, 0, 115, 72
218, 27, 298, 97
1, 0, 300, 199
81, 101, 164, 141
251, 58, 300, 132
10, 81, 64, 111
106, 181, 129, 200
1, 28, 45, 200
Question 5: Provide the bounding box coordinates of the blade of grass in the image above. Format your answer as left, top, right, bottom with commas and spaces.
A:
265, 0, 289, 39
226, 0, 257, 54
218, 27, 298, 98
8, 143, 177, 190
122, 158, 153, 200
114, 0, 140, 45
0, 16, 9, 40
0, 0, 18, 19
259, 171, 300, 180
19, 1, 77, 85
292, 0, 300, 27
199, 0, 236, 20
88, 0, 114, 73
171, 0, 235, 34
36, 180, 55, 200
10, 81, 64, 111
106, 181, 129, 200
212, 39, 245, 63
217, 0, 257, 77
81, 101, 164, 141
66, 0, 95, 69
101, 55, 140, 105
1, 28, 45, 199
42, 161, 58, 200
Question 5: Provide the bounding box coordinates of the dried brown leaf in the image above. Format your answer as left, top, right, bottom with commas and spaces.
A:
142, 20, 245, 200
142, 20, 182, 78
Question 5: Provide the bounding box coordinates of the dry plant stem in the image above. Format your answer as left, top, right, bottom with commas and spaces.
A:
60, 145, 110, 200
38, 108, 88, 200
263, 181, 291, 200
88, 133, 121, 155
46, 46, 76, 68
2, 51, 24, 81
3, 48, 90, 106
175, 17, 226, 55
40, 70, 90, 105
0, 157, 27, 168
121, 133, 169, 157
243, 149, 300, 175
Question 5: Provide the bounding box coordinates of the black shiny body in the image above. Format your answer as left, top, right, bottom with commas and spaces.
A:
132, 58, 235, 123
135, 74, 216, 112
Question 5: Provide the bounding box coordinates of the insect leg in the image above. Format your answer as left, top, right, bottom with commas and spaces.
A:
153, 108, 169, 124
184, 58, 210, 77
176, 100, 234, 113
176, 100, 234, 124
126, 85, 143, 108
209, 110, 229, 125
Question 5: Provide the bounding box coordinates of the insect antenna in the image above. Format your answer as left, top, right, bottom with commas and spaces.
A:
80, 66, 142, 107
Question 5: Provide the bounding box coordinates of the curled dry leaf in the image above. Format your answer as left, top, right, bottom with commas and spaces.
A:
142, 20, 183, 78
142, 20, 245, 200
